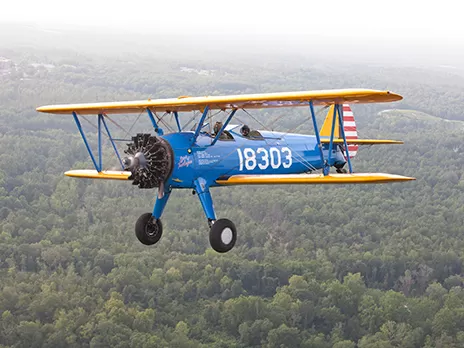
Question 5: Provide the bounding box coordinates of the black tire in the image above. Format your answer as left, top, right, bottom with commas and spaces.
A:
135, 213, 163, 245
209, 218, 237, 253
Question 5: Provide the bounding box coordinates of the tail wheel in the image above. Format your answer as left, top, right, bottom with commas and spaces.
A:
209, 218, 237, 253
135, 213, 163, 245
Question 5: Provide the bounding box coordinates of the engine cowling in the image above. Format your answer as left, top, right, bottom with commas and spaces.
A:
123, 133, 173, 189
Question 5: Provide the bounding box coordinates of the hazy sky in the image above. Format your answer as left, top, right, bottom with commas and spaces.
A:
1, 0, 462, 42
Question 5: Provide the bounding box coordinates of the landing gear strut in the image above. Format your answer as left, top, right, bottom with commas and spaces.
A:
195, 178, 237, 253
135, 185, 171, 246
135, 213, 163, 245
135, 177, 238, 252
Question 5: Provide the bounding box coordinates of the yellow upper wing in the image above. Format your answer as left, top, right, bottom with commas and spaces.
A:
36, 89, 402, 115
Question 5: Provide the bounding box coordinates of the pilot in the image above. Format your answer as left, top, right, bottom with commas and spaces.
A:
213, 121, 223, 135
240, 125, 250, 137
213, 121, 227, 140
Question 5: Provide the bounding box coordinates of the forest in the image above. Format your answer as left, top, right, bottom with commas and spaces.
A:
1, 25, 464, 347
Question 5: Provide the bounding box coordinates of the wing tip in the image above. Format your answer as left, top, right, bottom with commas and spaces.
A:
36, 105, 59, 114
386, 91, 403, 101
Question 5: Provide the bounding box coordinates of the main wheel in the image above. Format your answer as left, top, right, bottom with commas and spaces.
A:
135, 213, 163, 245
209, 218, 237, 253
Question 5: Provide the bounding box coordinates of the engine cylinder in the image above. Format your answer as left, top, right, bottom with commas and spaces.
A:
123, 133, 173, 189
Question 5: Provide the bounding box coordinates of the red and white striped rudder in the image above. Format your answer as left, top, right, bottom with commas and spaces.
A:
342, 104, 358, 158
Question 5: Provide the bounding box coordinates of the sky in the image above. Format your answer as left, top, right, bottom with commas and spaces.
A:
1, 0, 463, 68
1, 0, 462, 42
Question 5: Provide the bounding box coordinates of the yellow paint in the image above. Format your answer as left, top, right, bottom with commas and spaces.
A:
65, 170, 131, 180
36, 89, 402, 115
320, 139, 404, 145
216, 173, 415, 185
320, 105, 340, 138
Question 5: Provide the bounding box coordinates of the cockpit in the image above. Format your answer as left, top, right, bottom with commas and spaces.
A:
212, 121, 234, 140
239, 124, 264, 140
193, 122, 264, 141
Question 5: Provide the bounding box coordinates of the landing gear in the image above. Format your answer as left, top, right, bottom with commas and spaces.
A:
209, 219, 237, 253
135, 213, 163, 245
135, 185, 170, 246
194, 178, 238, 253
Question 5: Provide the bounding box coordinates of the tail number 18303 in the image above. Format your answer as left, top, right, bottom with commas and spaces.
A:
237, 147, 292, 171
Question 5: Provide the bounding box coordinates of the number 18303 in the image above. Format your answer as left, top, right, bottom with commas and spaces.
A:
237, 147, 292, 171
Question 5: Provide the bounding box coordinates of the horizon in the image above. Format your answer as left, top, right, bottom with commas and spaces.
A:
1, 0, 463, 69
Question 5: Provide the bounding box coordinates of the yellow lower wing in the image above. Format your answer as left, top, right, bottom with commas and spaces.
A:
65, 170, 131, 180
216, 173, 415, 185
320, 139, 403, 145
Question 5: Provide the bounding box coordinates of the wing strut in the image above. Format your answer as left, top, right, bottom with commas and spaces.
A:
72, 112, 124, 172
309, 102, 353, 175
336, 104, 353, 173
192, 106, 210, 146
72, 112, 101, 171
326, 103, 338, 173
309, 101, 326, 175
147, 108, 164, 135
101, 115, 124, 169
211, 109, 237, 146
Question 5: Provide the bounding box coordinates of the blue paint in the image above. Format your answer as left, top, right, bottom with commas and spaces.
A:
192, 106, 210, 145
152, 190, 171, 219
194, 178, 216, 220
327, 103, 338, 171
147, 108, 163, 135
98, 114, 103, 171
161, 127, 345, 192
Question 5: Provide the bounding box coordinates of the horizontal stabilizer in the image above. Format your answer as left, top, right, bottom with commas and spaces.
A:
216, 173, 415, 186
320, 139, 403, 145
65, 170, 131, 180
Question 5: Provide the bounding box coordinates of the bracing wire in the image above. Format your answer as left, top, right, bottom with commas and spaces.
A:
182, 110, 200, 131
80, 115, 109, 139
154, 111, 175, 133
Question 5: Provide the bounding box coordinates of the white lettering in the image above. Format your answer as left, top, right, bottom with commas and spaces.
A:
237, 147, 292, 171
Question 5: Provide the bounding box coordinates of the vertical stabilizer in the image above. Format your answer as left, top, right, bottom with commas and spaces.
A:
320, 105, 340, 138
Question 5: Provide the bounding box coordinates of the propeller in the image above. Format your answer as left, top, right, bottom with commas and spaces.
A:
123, 133, 173, 189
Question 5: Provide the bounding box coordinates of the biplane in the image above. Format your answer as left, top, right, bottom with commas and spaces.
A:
37, 89, 414, 253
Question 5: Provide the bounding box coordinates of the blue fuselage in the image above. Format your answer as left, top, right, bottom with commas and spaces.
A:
162, 128, 346, 189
